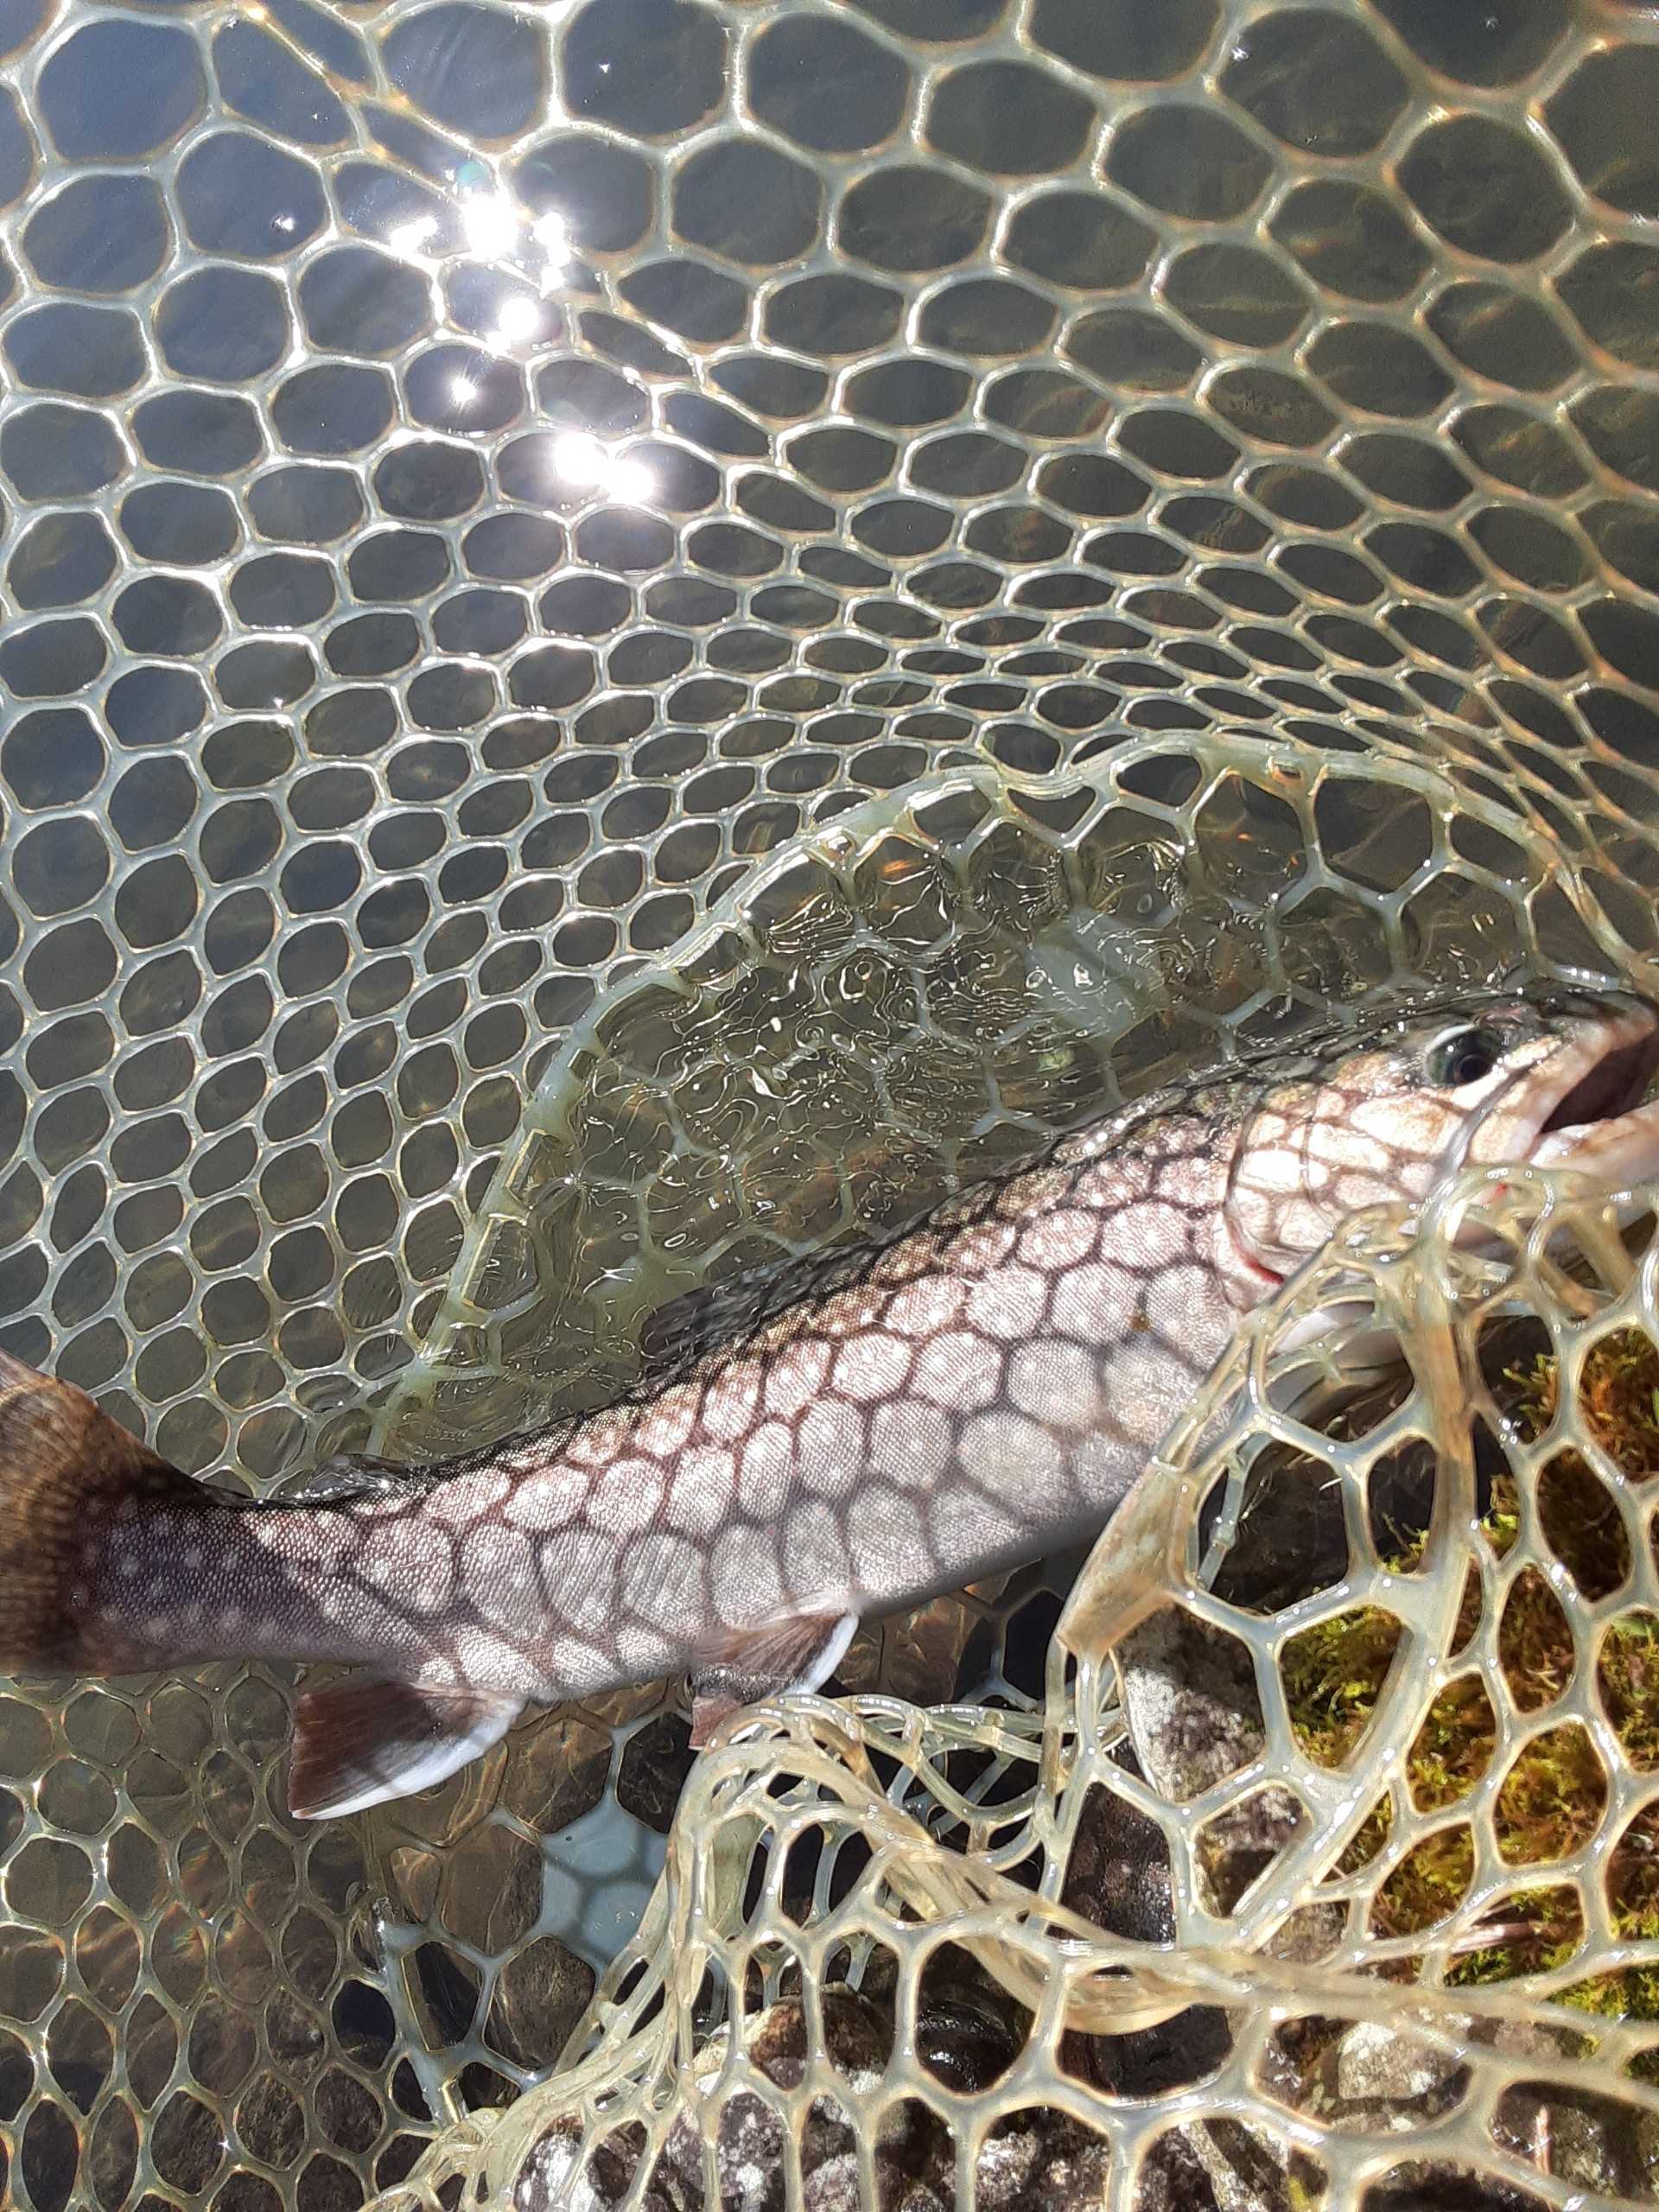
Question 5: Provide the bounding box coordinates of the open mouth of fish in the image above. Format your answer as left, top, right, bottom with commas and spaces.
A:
1527, 1003, 1659, 1186
1270, 997, 1659, 1408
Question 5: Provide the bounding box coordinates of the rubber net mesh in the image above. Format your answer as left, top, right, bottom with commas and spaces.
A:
3, 0, 1659, 2206
383, 1144, 1659, 2212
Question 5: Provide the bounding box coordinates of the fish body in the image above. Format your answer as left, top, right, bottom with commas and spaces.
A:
4, 986, 1658, 1818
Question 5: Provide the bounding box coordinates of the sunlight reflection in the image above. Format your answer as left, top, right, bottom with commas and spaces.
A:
385, 190, 569, 310
552, 430, 654, 505
460, 191, 518, 261
489, 295, 542, 348
388, 212, 440, 257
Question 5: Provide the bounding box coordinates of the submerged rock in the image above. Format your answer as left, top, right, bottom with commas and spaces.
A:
514, 1978, 1124, 2212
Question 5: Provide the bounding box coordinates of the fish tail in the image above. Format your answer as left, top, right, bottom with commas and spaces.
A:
0, 1348, 204, 1671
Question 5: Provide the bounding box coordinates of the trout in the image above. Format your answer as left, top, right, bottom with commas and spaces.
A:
3, 987, 1657, 1819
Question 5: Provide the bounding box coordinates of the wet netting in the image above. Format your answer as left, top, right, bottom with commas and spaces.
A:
387, 1153, 1659, 2212
2, 0, 1659, 2207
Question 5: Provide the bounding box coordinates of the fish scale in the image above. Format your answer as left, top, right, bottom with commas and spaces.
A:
78, 1100, 1249, 1683
5, 987, 1659, 1824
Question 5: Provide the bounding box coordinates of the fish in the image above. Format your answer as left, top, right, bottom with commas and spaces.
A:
3, 985, 1657, 1821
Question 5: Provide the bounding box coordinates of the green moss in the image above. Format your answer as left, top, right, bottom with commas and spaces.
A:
1494, 1722, 1607, 1866
1560, 1965, 1659, 2087
1496, 1564, 1575, 1713
1510, 1326, 1659, 1481
1282, 1606, 1403, 1769
1445, 1883, 1582, 1989
1610, 1803, 1659, 1937
1406, 1675, 1496, 1811
1561, 1967, 1659, 2019
1284, 1329, 1659, 2016
1370, 1824, 1474, 1940
1598, 1610, 1659, 1770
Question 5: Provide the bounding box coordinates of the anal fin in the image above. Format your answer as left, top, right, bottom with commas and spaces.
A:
289, 1674, 524, 1821
688, 1609, 858, 1748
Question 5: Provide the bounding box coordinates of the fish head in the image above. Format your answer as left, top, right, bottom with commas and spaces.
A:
1225, 985, 1659, 1276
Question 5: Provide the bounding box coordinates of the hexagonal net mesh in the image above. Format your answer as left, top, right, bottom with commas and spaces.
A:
378, 1153, 1659, 2212
3, 0, 1659, 2206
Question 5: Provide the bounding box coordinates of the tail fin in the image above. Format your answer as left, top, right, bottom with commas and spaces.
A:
0, 1349, 201, 1671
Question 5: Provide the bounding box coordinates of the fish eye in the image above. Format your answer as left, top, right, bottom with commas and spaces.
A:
1426, 1026, 1502, 1088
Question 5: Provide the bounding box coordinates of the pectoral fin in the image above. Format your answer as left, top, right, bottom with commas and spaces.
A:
687, 1609, 858, 1747
289, 1674, 524, 1820
1267, 1300, 1404, 1421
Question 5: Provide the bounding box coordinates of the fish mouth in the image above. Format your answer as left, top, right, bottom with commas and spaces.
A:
1527, 1001, 1659, 1189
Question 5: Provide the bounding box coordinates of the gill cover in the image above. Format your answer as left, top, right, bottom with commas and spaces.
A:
1224, 988, 1659, 1276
